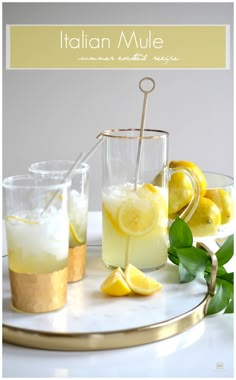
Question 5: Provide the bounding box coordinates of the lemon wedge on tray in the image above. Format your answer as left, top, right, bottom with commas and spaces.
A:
100, 267, 132, 296
100, 265, 163, 297
125, 264, 163, 296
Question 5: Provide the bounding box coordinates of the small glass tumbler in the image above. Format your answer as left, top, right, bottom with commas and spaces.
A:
3, 174, 71, 313
29, 160, 89, 283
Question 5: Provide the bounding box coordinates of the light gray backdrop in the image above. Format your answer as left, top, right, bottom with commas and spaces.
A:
2, 2, 234, 210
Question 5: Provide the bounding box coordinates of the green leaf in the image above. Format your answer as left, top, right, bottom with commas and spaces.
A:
167, 218, 234, 316
168, 246, 177, 255
218, 272, 234, 284
179, 262, 195, 283
216, 235, 234, 266
206, 282, 228, 315
205, 271, 233, 294
169, 217, 193, 248
168, 251, 179, 266
206, 279, 233, 315
205, 265, 227, 279
224, 298, 234, 313
176, 247, 209, 277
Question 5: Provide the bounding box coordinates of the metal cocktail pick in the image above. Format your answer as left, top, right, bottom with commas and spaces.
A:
125, 77, 156, 267
41, 77, 155, 218
41, 137, 104, 216
134, 77, 156, 190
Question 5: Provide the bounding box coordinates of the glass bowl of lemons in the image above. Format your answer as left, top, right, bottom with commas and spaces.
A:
167, 161, 234, 240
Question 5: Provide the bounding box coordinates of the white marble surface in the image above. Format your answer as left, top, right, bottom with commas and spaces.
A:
2, 253, 208, 334
2, 212, 234, 378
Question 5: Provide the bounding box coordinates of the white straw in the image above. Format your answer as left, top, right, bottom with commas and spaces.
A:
41, 137, 104, 215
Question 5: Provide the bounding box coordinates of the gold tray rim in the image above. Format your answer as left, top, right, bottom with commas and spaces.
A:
3, 293, 210, 351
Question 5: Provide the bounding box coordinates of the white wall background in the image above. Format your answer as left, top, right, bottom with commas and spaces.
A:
2, 2, 234, 210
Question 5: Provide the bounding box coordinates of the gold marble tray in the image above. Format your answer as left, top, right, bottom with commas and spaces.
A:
2, 245, 216, 351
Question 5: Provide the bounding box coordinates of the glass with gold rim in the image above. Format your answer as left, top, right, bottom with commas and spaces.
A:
99, 128, 200, 270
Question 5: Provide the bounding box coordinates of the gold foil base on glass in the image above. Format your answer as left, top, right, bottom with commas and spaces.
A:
9, 267, 68, 313
68, 244, 86, 283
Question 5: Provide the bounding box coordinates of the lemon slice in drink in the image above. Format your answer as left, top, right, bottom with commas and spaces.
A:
5, 215, 39, 225
137, 183, 168, 215
118, 199, 157, 237
125, 264, 163, 296
141, 183, 159, 193
100, 267, 132, 296
69, 223, 83, 245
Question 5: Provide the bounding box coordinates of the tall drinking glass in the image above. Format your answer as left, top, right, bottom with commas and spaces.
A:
29, 160, 89, 283
99, 129, 200, 270
3, 175, 71, 313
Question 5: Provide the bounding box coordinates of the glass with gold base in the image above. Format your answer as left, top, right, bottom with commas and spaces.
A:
29, 160, 89, 283
3, 174, 71, 313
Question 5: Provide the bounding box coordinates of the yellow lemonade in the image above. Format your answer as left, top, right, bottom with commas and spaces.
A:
68, 189, 88, 248
102, 183, 168, 270
6, 208, 69, 274
67, 189, 88, 282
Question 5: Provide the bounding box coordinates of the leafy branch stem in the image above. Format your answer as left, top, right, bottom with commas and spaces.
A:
168, 217, 234, 315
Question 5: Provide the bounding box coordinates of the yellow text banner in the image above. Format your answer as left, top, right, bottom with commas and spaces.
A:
7, 25, 229, 69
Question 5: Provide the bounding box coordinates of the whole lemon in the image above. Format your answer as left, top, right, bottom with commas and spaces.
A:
205, 189, 233, 225
167, 172, 194, 214
169, 160, 207, 196
187, 197, 221, 237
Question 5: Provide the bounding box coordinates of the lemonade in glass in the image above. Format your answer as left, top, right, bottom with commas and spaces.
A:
29, 160, 89, 282
6, 207, 69, 274
3, 174, 70, 313
99, 129, 199, 270
102, 182, 168, 269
